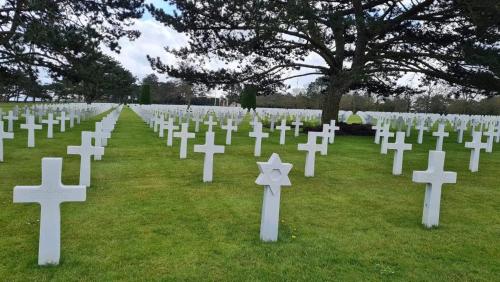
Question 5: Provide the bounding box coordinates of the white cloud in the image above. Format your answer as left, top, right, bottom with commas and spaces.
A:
103, 15, 327, 96
102, 18, 189, 83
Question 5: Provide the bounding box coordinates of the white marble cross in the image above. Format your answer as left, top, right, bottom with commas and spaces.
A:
483, 125, 496, 153
174, 123, 195, 159
297, 132, 322, 177
194, 131, 225, 182
386, 132, 412, 175
204, 116, 217, 132
416, 122, 428, 144
379, 123, 395, 154
456, 120, 467, 143
372, 120, 383, 144
13, 158, 86, 265
0, 121, 14, 162
158, 116, 167, 138
276, 119, 290, 145
192, 115, 203, 132
75, 110, 81, 124
20, 115, 42, 148
153, 114, 161, 133
269, 116, 276, 132
318, 124, 330, 156
41, 113, 59, 139
412, 151, 456, 228
432, 123, 449, 151
465, 131, 488, 172
57, 111, 70, 132
93, 122, 110, 160
249, 122, 269, 157
255, 153, 292, 242
3, 110, 18, 132
69, 110, 76, 128
67, 131, 104, 186
405, 119, 413, 137
328, 120, 340, 144
221, 118, 237, 145
166, 118, 179, 147
100, 118, 114, 147
291, 116, 303, 137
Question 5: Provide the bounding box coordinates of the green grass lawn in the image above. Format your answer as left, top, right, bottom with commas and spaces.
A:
1, 106, 499, 281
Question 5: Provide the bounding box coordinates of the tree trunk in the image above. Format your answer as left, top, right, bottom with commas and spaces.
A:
321, 74, 350, 124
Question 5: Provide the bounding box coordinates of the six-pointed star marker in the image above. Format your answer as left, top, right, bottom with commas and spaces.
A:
255, 153, 292, 194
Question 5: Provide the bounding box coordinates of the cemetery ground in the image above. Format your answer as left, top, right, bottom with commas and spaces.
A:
1, 105, 499, 281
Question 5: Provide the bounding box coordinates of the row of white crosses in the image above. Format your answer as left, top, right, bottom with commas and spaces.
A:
134, 105, 497, 237
13, 105, 121, 265
372, 115, 498, 175
370, 121, 458, 228
0, 105, 112, 161
134, 104, 343, 180
372, 118, 499, 228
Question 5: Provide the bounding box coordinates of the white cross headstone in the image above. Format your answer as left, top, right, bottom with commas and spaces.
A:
328, 120, 340, 144
291, 116, 303, 137
204, 116, 217, 132
57, 111, 70, 132
166, 118, 179, 147
416, 122, 428, 144
319, 124, 330, 156
249, 122, 269, 157
69, 110, 75, 128
13, 158, 86, 265
0, 121, 14, 162
412, 151, 457, 228
193, 115, 203, 133
372, 120, 383, 144
379, 124, 395, 154
41, 113, 59, 139
221, 118, 237, 145
276, 119, 290, 145
158, 116, 167, 138
194, 131, 225, 182
255, 153, 292, 242
173, 123, 195, 159
20, 115, 42, 147
464, 131, 488, 172
405, 118, 413, 137
93, 122, 110, 160
432, 123, 449, 151
3, 110, 18, 132
67, 131, 104, 186
386, 132, 412, 175
269, 116, 276, 132
483, 125, 496, 153
456, 120, 467, 143
297, 132, 322, 177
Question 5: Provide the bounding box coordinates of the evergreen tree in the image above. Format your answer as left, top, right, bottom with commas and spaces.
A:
140, 84, 151, 105
240, 84, 257, 111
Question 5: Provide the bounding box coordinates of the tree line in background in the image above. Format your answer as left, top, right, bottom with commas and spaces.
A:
256, 92, 500, 115
254, 76, 500, 115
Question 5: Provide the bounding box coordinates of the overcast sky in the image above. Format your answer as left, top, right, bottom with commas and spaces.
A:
102, 0, 323, 97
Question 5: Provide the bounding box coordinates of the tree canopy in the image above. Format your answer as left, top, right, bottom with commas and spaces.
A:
1, 0, 144, 102
148, 0, 499, 122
